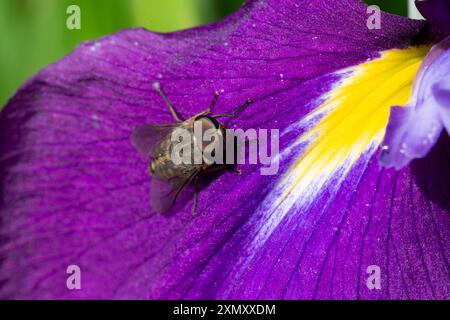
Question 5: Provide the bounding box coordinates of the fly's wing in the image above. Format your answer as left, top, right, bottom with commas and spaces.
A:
133, 122, 198, 213
150, 168, 199, 213
131, 123, 177, 157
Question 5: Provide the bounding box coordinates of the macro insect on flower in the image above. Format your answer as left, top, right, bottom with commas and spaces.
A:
131, 82, 251, 214
0, 0, 450, 299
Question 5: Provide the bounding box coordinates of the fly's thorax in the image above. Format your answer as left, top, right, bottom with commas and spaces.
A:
150, 116, 227, 180
192, 116, 226, 163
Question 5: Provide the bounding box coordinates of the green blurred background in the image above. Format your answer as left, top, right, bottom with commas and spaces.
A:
0, 0, 409, 107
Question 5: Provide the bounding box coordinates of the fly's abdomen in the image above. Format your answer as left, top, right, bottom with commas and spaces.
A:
150, 155, 182, 181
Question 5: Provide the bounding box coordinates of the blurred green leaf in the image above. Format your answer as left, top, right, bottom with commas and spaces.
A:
365, 0, 408, 16
0, 0, 408, 107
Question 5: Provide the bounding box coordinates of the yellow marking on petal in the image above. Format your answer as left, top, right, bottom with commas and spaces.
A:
279, 46, 430, 204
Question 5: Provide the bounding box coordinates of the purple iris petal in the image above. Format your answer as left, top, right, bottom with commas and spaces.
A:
0, 0, 449, 299
416, 0, 450, 34
380, 37, 450, 169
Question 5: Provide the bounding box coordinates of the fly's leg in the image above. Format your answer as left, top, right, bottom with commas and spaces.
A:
192, 175, 200, 216
230, 168, 242, 176
189, 91, 220, 119
203, 164, 242, 176
213, 98, 252, 125
204, 91, 219, 115
152, 82, 183, 122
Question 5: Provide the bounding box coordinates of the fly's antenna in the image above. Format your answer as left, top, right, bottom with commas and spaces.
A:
152, 81, 183, 122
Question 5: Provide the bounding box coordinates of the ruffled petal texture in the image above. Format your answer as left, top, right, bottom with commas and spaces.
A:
380, 37, 450, 169
0, 0, 448, 299
416, 0, 450, 35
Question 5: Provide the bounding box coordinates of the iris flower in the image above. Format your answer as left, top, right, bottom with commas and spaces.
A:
0, 0, 449, 299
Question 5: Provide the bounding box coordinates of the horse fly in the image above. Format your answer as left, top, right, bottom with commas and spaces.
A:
131, 82, 251, 214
